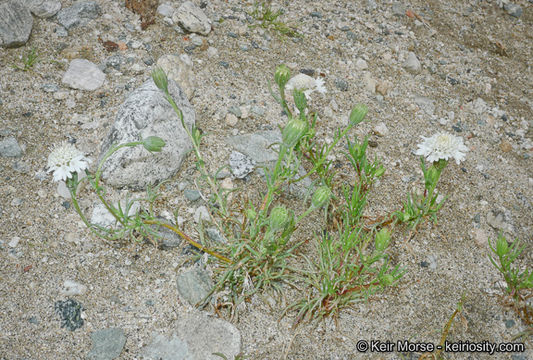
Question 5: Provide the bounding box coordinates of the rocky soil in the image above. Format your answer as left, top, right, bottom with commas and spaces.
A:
0, 0, 532, 359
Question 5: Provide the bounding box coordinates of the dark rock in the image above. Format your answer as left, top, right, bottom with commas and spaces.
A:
334, 78, 348, 91
57, 1, 101, 30
0, 0, 33, 48
54, 299, 84, 331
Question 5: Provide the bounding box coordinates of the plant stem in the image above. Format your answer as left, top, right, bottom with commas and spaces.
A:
164, 93, 227, 216
94, 142, 143, 226
143, 219, 232, 264
297, 123, 355, 184
67, 179, 112, 241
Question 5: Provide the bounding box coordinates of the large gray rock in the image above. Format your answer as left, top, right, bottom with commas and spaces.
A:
62, 59, 105, 91
173, 1, 212, 35
0, 0, 33, 48
157, 54, 196, 100
142, 311, 241, 360
504, 3, 522, 18
226, 130, 281, 164
0, 137, 23, 157
23, 0, 62, 18
99, 78, 195, 189
176, 267, 214, 306
87, 328, 126, 360
226, 130, 313, 198
57, 0, 101, 30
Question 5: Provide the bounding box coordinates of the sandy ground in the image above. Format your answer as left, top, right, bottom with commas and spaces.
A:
0, 0, 531, 359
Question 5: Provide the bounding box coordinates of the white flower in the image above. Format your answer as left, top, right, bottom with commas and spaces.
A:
47, 142, 90, 182
415, 132, 469, 164
285, 73, 327, 99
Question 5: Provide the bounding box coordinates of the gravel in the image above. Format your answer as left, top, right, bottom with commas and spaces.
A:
0, 0, 531, 358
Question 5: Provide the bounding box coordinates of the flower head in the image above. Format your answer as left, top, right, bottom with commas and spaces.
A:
415, 132, 468, 164
285, 73, 326, 99
269, 206, 289, 230
311, 186, 332, 208
274, 64, 291, 89
47, 142, 90, 182
282, 118, 307, 148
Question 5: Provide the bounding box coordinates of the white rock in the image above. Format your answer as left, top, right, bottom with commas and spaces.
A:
403, 52, 421, 73
472, 97, 488, 115
62, 59, 105, 91
8, 237, 20, 248
53, 91, 69, 100
56, 181, 71, 198
90, 200, 141, 228
173, 1, 211, 35
414, 95, 435, 115
157, 3, 174, 17
194, 205, 210, 223
240, 106, 249, 119
329, 99, 339, 112
129, 63, 145, 74
157, 54, 196, 100
355, 58, 368, 70
373, 122, 389, 136
61, 280, 87, 296
225, 113, 238, 126
363, 72, 376, 93
229, 151, 255, 179
207, 47, 218, 58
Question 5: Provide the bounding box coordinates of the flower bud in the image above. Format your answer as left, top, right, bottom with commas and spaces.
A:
293, 90, 307, 113
349, 104, 368, 126
274, 64, 291, 89
142, 136, 166, 152
496, 235, 509, 257
282, 118, 307, 148
311, 186, 331, 208
269, 206, 289, 230
151, 67, 169, 93
374, 228, 391, 253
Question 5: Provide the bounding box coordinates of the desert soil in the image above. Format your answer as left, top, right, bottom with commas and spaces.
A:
0, 0, 532, 359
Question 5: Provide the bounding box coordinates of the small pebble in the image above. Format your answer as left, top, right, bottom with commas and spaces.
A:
184, 189, 201, 202
194, 206, 210, 223
8, 237, 20, 248
334, 78, 348, 91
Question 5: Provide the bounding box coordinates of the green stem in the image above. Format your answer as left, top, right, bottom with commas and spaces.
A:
260, 144, 290, 217
94, 142, 143, 226
67, 179, 112, 241
296, 122, 355, 184
164, 92, 227, 216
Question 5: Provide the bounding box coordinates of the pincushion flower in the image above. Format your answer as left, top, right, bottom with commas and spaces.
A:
285, 73, 326, 99
415, 132, 468, 164
47, 142, 90, 182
